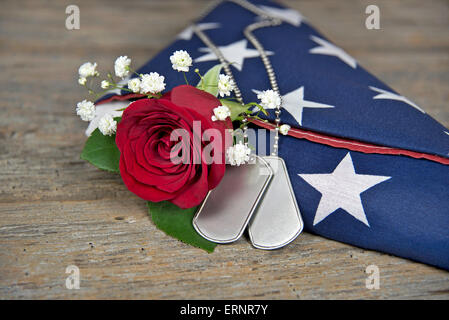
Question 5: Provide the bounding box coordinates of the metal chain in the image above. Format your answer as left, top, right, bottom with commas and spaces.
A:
192, 26, 244, 104
244, 18, 283, 155
193, 0, 284, 154
192, 25, 249, 146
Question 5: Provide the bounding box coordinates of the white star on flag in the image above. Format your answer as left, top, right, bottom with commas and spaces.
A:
252, 86, 334, 126
177, 22, 220, 41
195, 39, 273, 71
369, 86, 425, 113
309, 35, 357, 69
258, 5, 305, 27
298, 153, 391, 227
282, 86, 334, 126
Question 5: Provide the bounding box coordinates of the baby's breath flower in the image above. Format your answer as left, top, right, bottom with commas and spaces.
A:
78, 62, 98, 78
85, 102, 125, 136
227, 142, 251, 166
170, 50, 192, 72
140, 72, 166, 94
101, 80, 110, 89
76, 100, 96, 121
211, 105, 231, 122
114, 56, 131, 78
257, 89, 281, 110
279, 124, 291, 135
78, 77, 87, 86
217, 74, 234, 97
127, 78, 141, 93
98, 113, 117, 136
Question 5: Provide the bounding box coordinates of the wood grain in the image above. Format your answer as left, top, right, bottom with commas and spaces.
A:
0, 0, 448, 299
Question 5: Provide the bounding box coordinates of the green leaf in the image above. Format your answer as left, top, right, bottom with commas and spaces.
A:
148, 201, 217, 253
220, 99, 249, 122
196, 64, 222, 96
80, 128, 120, 173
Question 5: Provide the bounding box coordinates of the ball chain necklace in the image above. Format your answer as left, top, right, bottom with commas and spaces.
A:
193, 0, 304, 249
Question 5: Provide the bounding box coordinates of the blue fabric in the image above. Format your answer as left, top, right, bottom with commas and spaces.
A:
278, 134, 449, 270
102, 0, 449, 269
127, 0, 449, 158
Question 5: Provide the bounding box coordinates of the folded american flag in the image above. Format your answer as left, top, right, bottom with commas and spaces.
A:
101, 0, 449, 269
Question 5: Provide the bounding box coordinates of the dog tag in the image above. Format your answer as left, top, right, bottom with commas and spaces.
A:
193, 155, 273, 243
248, 156, 303, 250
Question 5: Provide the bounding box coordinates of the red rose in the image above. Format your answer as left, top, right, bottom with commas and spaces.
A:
116, 85, 231, 209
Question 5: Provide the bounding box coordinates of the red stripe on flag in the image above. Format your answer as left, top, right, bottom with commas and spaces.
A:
97, 95, 449, 165
252, 119, 449, 165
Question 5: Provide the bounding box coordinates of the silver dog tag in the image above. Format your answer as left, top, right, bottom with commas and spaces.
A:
248, 156, 303, 250
193, 155, 273, 243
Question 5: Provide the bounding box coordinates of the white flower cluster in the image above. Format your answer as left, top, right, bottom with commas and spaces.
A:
76, 50, 244, 139
127, 78, 141, 93
76, 100, 96, 122
139, 72, 166, 94
217, 74, 234, 97
170, 50, 192, 72
101, 80, 110, 89
257, 89, 281, 110
211, 105, 231, 122
227, 142, 251, 166
98, 114, 117, 136
75, 56, 169, 136
125, 73, 166, 95
78, 62, 98, 85
114, 56, 131, 78
279, 124, 291, 135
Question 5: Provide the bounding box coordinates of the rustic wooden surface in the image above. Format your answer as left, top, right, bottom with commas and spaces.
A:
0, 0, 448, 299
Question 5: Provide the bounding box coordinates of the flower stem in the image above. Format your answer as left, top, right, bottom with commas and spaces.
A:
126, 66, 141, 78
194, 69, 204, 90
182, 72, 189, 85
